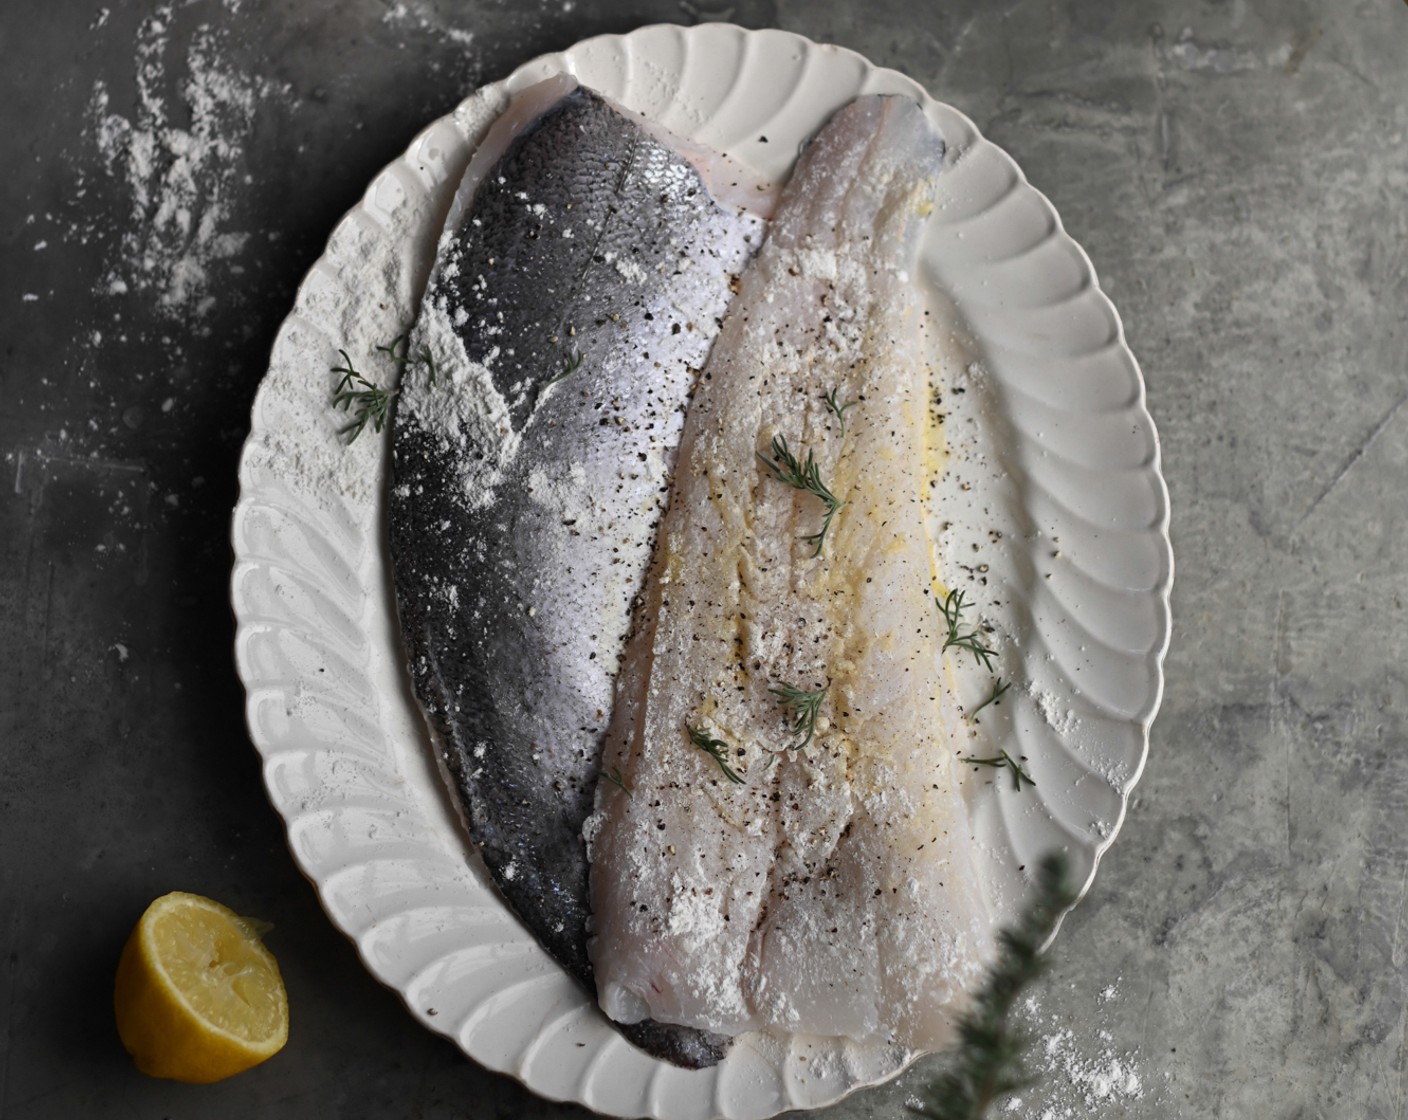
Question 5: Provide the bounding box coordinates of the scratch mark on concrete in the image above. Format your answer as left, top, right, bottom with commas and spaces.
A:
1296, 390, 1408, 534
1148, 23, 1177, 209
1389, 861, 1408, 969
0, 908, 18, 1120
936, 9, 980, 82
1385, 857, 1408, 1117
39, 562, 55, 685
1138, 985, 1156, 1050
1272, 587, 1291, 862
1324, 50, 1380, 91
997, 7, 1016, 94
1394, 987, 1408, 1120
35, 451, 146, 478
1162, 33, 1289, 73
1285, 26, 1323, 75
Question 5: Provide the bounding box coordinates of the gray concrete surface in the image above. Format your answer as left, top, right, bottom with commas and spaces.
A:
3, 1, 1406, 1117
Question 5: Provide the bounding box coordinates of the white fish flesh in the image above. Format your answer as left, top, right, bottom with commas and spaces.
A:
587, 96, 996, 1050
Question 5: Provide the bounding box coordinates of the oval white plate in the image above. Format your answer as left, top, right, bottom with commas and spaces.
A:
232, 23, 1171, 1119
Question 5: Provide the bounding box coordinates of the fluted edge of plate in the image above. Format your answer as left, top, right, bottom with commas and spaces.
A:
230, 21, 1172, 1120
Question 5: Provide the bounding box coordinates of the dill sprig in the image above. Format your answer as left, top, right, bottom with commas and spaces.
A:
375, 334, 409, 361
757, 434, 844, 557
823, 387, 857, 435
383, 335, 439, 388
546, 348, 584, 388
685, 724, 746, 785
769, 681, 827, 751
938, 588, 998, 671
909, 852, 1076, 1120
970, 678, 1011, 718
959, 749, 1035, 792
331, 349, 396, 443
601, 766, 633, 797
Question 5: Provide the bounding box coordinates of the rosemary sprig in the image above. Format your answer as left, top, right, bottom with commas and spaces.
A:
959, 749, 1035, 792
331, 349, 396, 443
969, 678, 1011, 718
769, 681, 827, 751
601, 766, 633, 797
685, 724, 746, 785
757, 434, 844, 557
823, 387, 857, 435
938, 588, 998, 671
909, 852, 1077, 1120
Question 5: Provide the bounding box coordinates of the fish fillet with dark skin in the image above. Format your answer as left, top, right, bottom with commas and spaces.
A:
387, 78, 767, 1068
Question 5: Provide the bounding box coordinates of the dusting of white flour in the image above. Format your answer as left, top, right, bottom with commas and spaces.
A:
89, 10, 288, 322
402, 285, 522, 511
1001, 985, 1152, 1118
383, 0, 476, 48
904, 983, 1155, 1118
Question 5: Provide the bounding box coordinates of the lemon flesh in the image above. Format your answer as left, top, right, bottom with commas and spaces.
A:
114, 891, 288, 1083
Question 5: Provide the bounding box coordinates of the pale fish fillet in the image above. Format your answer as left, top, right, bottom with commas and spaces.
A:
587, 96, 995, 1049
389, 77, 768, 1068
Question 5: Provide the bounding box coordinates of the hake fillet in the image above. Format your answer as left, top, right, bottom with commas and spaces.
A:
588, 96, 995, 1049
389, 78, 767, 1068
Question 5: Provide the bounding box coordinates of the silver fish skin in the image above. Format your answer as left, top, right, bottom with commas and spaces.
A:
388, 81, 764, 1068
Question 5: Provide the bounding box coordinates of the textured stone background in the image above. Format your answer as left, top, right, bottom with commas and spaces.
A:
2, 1, 1406, 1117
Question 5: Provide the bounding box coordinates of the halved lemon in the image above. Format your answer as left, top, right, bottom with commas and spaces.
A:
113, 892, 289, 1083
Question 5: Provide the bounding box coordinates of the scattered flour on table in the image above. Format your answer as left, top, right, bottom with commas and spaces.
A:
88, 9, 288, 322
55, 0, 500, 514
906, 982, 1157, 1119
1008, 986, 1151, 1118
383, 0, 476, 48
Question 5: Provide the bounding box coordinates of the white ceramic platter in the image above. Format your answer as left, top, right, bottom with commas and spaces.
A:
231, 23, 1172, 1119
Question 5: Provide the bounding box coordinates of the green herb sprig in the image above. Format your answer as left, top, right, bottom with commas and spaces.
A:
769, 682, 827, 751
331, 349, 395, 443
385, 335, 438, 388
545, 349, 583, 389
686, 724, 746, 785
375, 335, 409, 361
958, 749, 1035, 792
823, 387, 857, 435
969, 678, 1011, 718
938, 588, 998, 671
757, 434, 844, 557
601, 766, 633, 797
908, 852, 1076, 1120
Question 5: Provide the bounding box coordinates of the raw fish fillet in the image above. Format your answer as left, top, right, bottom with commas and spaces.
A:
588, 96, 995, 1049
388, 78, 767, 1068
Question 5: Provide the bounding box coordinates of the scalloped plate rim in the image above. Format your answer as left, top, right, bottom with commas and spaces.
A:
231, 21, 1173, 1118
